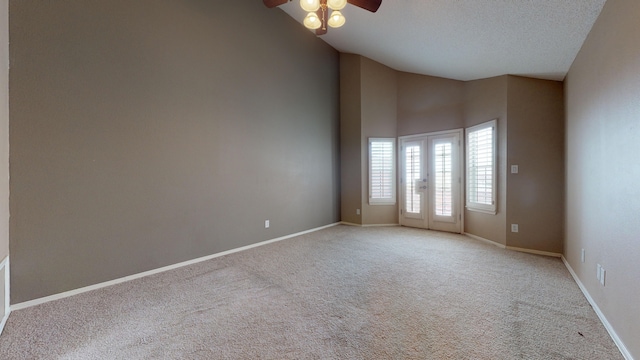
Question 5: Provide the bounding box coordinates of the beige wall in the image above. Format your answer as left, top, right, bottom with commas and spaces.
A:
395, 72, 509, 242
387, 70, 566, 252
565, 0, 640, 357
397, 72, 464, 136
339, 55, 398, 225
360, 57, 397, 225
0, 0, 7, 262
463, 76, 508, 245
340, 53, 362, 225
10, 0, 340, 303
0, 0, 7, 333
506, 76, 564, 253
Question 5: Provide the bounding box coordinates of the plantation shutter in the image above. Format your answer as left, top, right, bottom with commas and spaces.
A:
434, 142, 453, 216
466, 120, 497, 214
404, 144, 421, 213
369, 138, 396, 205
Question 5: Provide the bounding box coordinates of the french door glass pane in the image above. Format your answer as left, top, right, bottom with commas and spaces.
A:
405, 145, 421, 213
434, 142, 453, 216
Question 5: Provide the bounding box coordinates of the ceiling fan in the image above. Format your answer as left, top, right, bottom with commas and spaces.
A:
264, 0, 382, 35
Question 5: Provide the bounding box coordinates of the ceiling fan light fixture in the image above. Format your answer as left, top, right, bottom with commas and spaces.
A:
303, 12, 322, 29
327, 10, 346, 28
300, 0, 320, 12
327, 0, 347, 10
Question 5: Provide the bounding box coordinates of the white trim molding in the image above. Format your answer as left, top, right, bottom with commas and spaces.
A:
464, 233, 563, 258
340, 222, 400, 228
506, 246, 562, 258
398, 128, 465, 140
0, 256, 9, 336
562, 257, 634, 360
11, 223, 341, 311
464, 232, 506, 249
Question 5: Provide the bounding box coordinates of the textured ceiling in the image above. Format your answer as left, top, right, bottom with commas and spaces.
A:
279, 0, 607, 81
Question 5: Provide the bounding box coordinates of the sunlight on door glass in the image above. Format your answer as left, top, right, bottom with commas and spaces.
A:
405, 145, 421, 213
434, 142, 453, 216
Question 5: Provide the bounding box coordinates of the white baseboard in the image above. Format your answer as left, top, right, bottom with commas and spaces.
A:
0, 256, 9, 336
562, 256, 634, 360
340, 222, 402, 228
463, 232, 506, 249
464, 233, 563, 258
506, 246, 562, 258
11, 222, 341, 311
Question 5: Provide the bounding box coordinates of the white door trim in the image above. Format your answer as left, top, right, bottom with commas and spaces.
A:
0, 256, 9, 336
398, 129, 464, 233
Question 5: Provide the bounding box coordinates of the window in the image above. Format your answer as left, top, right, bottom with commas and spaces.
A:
466, 120, 497, 214
369, 138, 396, 205
404, 143, 421, 212
434, 142, 453, 216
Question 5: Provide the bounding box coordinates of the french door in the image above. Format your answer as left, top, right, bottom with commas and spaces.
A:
399, 130, 463, 233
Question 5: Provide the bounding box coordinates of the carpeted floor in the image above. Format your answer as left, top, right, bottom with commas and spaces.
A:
0, 225, 624, 359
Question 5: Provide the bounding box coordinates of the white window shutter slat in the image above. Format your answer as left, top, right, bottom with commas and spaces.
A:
466, 120, 497, 214
369, 138, 396, 205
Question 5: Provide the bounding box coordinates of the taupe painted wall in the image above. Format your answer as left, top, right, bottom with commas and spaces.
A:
463, 76, 508, 245
360, 57, 397, 225
10, 0, 340, 303
339, 54, 397, 225
565, 0, 640, 357
506, 76, 564, 253
0, 0, 7, 261
397, 72, 464, 136
395, 73, 509, 241
389, 70, 565, 252
340, 53, 362, 225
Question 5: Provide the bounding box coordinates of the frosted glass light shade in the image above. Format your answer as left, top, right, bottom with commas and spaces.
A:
300, 0, 320, 12
327, 10, 346, 28
327, 0, 347, 10
303, 12, 322, 29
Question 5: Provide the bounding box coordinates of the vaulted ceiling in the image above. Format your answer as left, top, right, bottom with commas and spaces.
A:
278, 0, 607, 81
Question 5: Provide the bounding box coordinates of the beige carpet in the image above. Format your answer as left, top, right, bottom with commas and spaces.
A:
0, 225, 623, 359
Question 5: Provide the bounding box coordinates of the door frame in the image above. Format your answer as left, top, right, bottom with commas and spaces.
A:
398, 129, 465, 233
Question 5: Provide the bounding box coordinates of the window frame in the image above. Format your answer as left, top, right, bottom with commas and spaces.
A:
465, 119, 497, 214
368, 137, 397, 205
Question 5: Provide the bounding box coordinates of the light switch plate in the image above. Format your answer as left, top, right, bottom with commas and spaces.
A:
511, 165, 519, 174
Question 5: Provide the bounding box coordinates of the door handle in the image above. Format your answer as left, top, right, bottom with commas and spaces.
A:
414, 180, 427, 193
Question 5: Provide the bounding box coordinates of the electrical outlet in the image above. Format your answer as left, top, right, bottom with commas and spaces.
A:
356, 209, 360, 215
581, 249, 585, 263
265, 220, 270, 228
511, 224, 519, 233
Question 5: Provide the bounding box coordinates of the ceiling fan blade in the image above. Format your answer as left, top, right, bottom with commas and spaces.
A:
315, 6, 328, 36
263, 0, 288, 8
347, 0, 382, 12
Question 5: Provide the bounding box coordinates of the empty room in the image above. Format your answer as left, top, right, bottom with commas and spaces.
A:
0, 0, 638, 359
